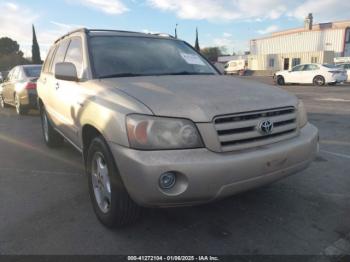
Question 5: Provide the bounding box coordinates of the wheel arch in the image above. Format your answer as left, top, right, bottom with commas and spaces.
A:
81, 124, 104, 162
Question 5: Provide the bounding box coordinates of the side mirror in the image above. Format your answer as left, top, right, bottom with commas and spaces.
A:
55, 62, 78, 82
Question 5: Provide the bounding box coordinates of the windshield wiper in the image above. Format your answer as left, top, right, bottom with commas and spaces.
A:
98, 73, 145, 79
162, 71, 215, 76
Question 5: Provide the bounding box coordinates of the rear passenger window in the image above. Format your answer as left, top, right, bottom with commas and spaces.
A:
43, 46, 56, 73
65, 38, 83, 77
50, 40, 70, 74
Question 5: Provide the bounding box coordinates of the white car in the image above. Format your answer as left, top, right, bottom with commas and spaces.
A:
224, 59, 246, 75
275, 63, 347, 86
336, 63, 350, 82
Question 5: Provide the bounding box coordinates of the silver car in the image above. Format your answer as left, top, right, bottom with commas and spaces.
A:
0, 65, 42, 114
37, 29, 319, 227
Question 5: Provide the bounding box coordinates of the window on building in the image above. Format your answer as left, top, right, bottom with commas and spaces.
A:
346, 29, 350, 43
292, 58, 301, 67
311, 57, 318, 63
269, 58, 275, 68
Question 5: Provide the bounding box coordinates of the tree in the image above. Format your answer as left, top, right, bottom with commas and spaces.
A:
201, 47, 223, 62
32, 25, 42, 64
194, 27, 200, 51
0, 37, 29, 71
0, 37, 20, 56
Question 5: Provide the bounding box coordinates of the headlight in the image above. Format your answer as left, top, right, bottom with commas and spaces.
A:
126, 114, 203, 150
297, 100, 308, 128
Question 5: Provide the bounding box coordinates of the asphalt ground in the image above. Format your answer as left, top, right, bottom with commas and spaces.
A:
0, 77, 349, 258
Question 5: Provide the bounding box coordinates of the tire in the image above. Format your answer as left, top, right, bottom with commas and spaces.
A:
15, 94, 28, 115
0, 95, 8, 108
40, 106, 64, 147
86, 136, 141, 228
313, 75, 325, 86
276, 76, 285, 86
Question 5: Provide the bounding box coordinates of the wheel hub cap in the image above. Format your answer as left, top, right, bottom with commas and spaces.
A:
91, 152, 111, 213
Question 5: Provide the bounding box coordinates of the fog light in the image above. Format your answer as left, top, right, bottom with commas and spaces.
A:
159, 172, 176, 189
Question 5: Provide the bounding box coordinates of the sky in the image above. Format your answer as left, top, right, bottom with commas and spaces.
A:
0, 0, 349, 58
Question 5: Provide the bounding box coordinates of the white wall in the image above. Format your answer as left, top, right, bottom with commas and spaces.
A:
251, 29, 345, 57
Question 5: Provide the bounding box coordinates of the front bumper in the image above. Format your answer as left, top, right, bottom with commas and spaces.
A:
110, 123, 319, 207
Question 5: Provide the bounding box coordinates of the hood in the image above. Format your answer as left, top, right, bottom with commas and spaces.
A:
102, 75, 298, 122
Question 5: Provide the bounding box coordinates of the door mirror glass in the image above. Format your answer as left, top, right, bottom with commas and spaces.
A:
55, 62, 78, 82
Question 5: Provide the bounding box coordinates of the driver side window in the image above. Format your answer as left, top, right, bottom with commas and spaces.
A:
292, 65, 304, 72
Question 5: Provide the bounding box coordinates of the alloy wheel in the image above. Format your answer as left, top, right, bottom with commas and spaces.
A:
91, 152, 112, 214
42, 112, 49, 142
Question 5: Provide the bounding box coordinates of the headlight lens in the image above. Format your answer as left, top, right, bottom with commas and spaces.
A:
126, 114, 203, 150
298, 100, 308, 128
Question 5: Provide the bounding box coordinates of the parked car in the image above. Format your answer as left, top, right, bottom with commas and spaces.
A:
224, 59, 246, 75
37, 29, 319, 228
0, 65, 42, 114
336, 63, 350, 82
274, 63, 347, 86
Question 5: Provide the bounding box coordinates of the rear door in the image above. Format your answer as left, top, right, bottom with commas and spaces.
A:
44, 40, 70, 127
299, 64, 319, 84
2, 69, 14, 103
51, 37, 84, 146
3, 67, 19, 104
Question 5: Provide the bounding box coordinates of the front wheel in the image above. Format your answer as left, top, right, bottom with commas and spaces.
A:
87, 136, 142, 228
40, 106, 64, 147
276, 76, 285, 85
313, 76, 325, 86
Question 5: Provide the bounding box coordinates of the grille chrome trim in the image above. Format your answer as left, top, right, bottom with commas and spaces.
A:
214, 107, 298, 152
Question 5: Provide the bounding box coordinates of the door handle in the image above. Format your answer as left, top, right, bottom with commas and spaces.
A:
55, 82, 59, 90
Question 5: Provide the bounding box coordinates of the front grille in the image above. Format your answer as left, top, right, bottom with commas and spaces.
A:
214, 107, 298, 152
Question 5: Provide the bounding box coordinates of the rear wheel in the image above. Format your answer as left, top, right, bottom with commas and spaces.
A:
40, 106, 64, 147
276, 76, 285, 85
313, 75, 325, 86
87, 136, 142, 228
15, 94, 28, 115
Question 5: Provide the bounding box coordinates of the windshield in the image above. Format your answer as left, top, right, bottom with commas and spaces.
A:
24, 66, 42, 78
90, 36, 217, 78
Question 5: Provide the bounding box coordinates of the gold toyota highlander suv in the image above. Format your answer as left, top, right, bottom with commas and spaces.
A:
37, 28, 319, 228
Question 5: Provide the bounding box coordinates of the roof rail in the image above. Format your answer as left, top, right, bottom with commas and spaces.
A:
54, 29, 175, 44
54, 28, 88, 43
86, 29, 143, 34
151, 33, 175, 38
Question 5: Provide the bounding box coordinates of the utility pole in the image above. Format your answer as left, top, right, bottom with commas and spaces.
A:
175, 24, 178, 39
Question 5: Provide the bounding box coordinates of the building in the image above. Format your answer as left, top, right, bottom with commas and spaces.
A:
248, 14, 350, 71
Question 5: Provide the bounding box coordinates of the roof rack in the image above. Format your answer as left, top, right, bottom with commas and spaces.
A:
54, 28, 175, 43
151, 33, 175, 38
54, 28, 88, 43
